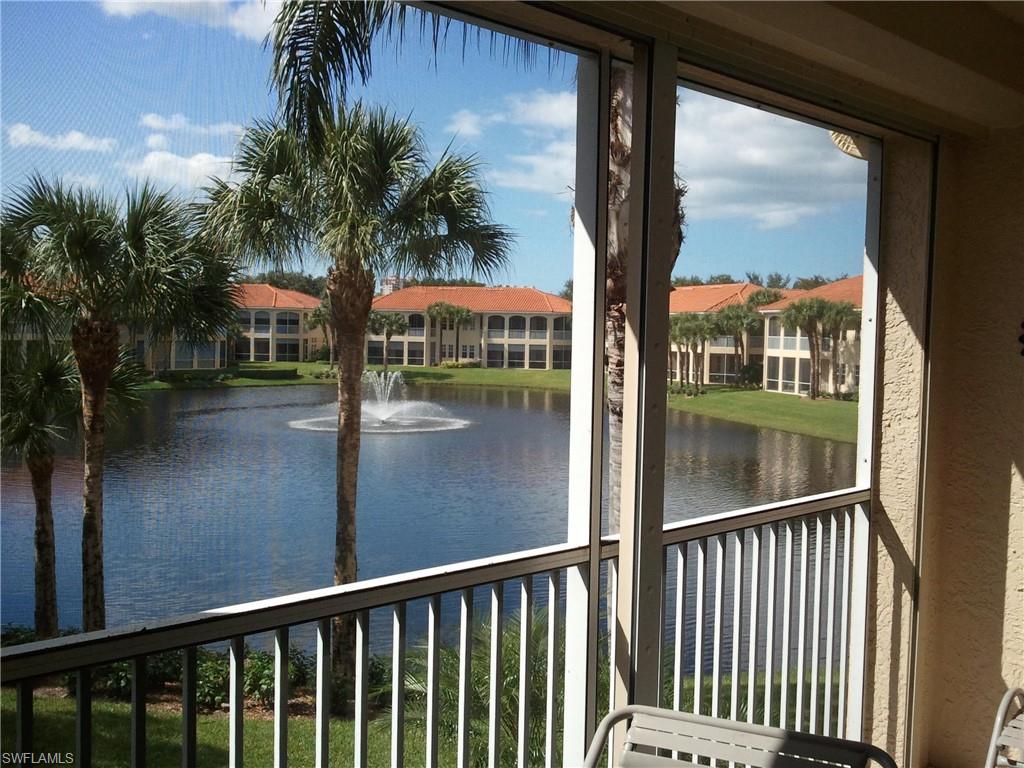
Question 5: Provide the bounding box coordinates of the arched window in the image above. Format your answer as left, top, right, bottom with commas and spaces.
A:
276, 311, 300, 334
254, 311, 270, 332
487, 315, 505, 338
529, 316, 547, 339
236, 309, 251, 331
553, 316, 572, 339
408, 313, 425, 337
508, 315, 526, 338
768, 316, 781, 336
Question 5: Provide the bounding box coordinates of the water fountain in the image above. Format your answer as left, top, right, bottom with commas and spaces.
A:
289, 370, 471, 434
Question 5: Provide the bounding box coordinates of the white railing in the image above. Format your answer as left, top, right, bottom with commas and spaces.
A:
508, 329, 526, 339
530, 330, 547, 340
486, 329, 504, 339
552, 331, 571, 341
407, 328, 425, 337
768, 338, 781, 349
1, 488, 868, 765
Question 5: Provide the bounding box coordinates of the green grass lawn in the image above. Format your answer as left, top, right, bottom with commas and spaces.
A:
667, 387, 857, 443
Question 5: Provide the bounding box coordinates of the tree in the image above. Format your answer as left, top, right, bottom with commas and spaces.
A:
822, 300, 859, 398
558, 279, 573, 301
406, 276, 485, 288
427, 301, 472, 364
745, 271, 763, 286
792, 273, 846, 290
746, 288, 784, 310
203, 109, 511, 675
707, 273, 736, 284
367, 310, 408, 373
765, 271, 791, 289
244, 270, 327, 297
672, 274, 704, 286
307, 295, 334, 364
668, 315, 688, 384
3, 178, 238, 631
781, 297, 829, 399
714, 303, 759, 382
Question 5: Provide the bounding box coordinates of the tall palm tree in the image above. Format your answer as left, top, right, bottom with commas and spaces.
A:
0, 347, 148, 638
307, 295, 335, 365
781, 297, 829, 399
367, 310, 408, 373
822, 300, 859, 398
426, 301, 454, 365
427, 301, 473, 364
202, 110, 511, 672
3, 177, 239, 631
714, 303, 758, 383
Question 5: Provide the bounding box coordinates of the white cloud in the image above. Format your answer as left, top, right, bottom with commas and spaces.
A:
140, 113, 241, 136
100, 1, 281, 42
146, 133, 170, 150
63, 173, 102, 189
444, 109, 486, 138
674, 91, 866, 229
504, 90, 576, 131
7, 123, 116, 152
123, 149, 232, 189
490, 140, 576, 198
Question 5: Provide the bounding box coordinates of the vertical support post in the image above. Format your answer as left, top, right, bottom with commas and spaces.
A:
392, 603, 407, 768
518, 577, 534, 768
275, 627, 289, 768
427, 595, 442, 768
182, 647, 198, 768
614, 37, 678, 713
131, 656, 147, 768
563, 47, 610, 768
458, 589, 474, 768
355, 610, 370, 768
77, 669, 92, 768
229, 637, 244, 768
488, 583, 505, 768
545, 571, 562, 768
315, 618, 331, 768
15, 680, 33, 753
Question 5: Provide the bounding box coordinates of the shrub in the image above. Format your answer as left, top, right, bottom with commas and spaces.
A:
195, 651, 230, 711
314, 344, 331, 361
439, 360, 481, 369
738, 362, 763, 388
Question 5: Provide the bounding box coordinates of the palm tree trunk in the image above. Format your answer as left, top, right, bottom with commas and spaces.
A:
72, 318, 119, 632
454, 325, 461, 363
605, 306, 626, 534
382, 332, 390, 374
27, 452, 58, 639
326, 263, 374, 686
831, 333, 841, 398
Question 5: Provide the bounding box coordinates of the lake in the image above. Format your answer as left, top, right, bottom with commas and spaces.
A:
0, 384, 855, 632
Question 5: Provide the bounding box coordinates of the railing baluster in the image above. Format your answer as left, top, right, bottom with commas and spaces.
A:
356, 610, 370, 768
488, 582, 505, 768
810, 514, 824, 734
780, 522, 794, 729
672, 544, 686, 714
229, 637, 244, 768
518, 577, 534, 768
315, 619, 331, 768
131, 656, 146, 768
711, 535, 725, 719
764, 524, 777, 727
837, 508, 853, 737
275, 627, 289, 768
796, 519, 809, 731
824, 511, 839, 736
746, 528, 761, 724
730, 533, 743, 722
606, 559, 618, 768
545, 570, 561, 768
392, 602, 407, 768
77, 669, 92, 768
457, 589, 474, 768
693, 538, 706, 717
182, 647, 198, 768
426, 595, 441, 768
15, 680, 33, 752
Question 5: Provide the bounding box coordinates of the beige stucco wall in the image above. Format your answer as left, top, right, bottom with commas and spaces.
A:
913, 126, 1024, 768
864, 135, 933, 762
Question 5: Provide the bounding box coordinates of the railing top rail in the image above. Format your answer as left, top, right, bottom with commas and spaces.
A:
1, 541, 588, 682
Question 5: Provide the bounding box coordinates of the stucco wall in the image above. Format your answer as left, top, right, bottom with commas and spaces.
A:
864, 136, 933, 761
913, 127, 1024, 768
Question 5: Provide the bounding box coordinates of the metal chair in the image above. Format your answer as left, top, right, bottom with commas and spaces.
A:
987, 688, 1024, 768
584, 705, 898, 768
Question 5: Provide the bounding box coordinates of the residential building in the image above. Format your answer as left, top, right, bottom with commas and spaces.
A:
759, 275, 864, 396
367, 285, 573, 369
230, 283, 326, 364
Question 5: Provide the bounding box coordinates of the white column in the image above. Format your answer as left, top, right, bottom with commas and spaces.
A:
562, 49, 610, 767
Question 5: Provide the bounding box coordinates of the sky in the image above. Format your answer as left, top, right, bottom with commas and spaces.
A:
1, 1, 869, 294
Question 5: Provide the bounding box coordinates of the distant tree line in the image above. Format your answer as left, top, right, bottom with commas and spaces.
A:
670, 271, 848, 290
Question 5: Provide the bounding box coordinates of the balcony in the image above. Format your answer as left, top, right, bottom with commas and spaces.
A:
0, 489, 869, 765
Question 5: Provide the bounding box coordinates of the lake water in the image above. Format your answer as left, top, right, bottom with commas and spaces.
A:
0, 384, 855, 632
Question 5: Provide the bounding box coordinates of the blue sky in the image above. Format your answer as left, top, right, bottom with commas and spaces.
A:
1, 1, 868, 293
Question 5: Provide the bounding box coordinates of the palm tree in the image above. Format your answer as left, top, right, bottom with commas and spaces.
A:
714, 303, 758, 383
822, 300, 859, 398
1, 345, 148, 639
367, 310, 408, 373
427, 301, 473, 364
307, 295, 335, 365
202, 110, 511, 674
781, 297, 829, 399
3, 177, 238, 631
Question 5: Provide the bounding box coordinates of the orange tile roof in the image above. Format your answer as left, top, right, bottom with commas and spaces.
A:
372, 286, 572, 314
234, 283, 321, 310
759, 275, 864, 312
669, 282, 768, 313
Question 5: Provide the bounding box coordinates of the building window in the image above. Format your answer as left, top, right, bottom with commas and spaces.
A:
854, 364, 861, 388
195, 342, 217, 369
552, 347, 571, 370
134, 340, 146, 363
408, 313, 425, 337
386, 341, 404, 366
553, 316, 571, 340
253, 338, 270, 362
236, 309, 251, 332
487, 316, 505, 339
508, 315, 526, 339
507, 344, 526, 368
798, 358, 811, 394
487, 345, 504, 367
276, 340, 299, 362
768, 316, 781, 337
708, 353, 737, 384
254, 311, 270, 333
529, 316, 547, 340
528, 346, 547, 369
276, 311, 300, 335
782, 358, 796, 393
174, 341, 194, 369
766, 356, 780, 390
234, 336, 251, 362
407, 342, 424, 366
838, 362, 847, 383
367, 341, 384, 366
462, 345, 476, 360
